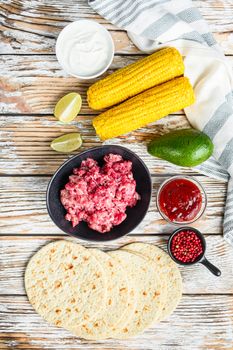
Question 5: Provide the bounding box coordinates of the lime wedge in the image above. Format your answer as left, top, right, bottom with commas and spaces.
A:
54, 92, 82, 123
51, 133, 82, 153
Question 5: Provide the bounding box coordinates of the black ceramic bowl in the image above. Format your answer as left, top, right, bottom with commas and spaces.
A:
46, 145, 152, 242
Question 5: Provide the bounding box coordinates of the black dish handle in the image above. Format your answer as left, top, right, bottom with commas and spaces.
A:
200, 258, 221, 277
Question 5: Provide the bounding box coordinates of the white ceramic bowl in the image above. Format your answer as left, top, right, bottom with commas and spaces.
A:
56, 20, 114, 80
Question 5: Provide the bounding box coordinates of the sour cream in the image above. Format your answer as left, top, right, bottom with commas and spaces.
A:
56, 20, 114, 79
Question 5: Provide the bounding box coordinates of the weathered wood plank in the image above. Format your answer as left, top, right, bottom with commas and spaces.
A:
0, 235, 232, 295
0, 54, 182, 115
0, 113, 201, 175
0, 175, 226, 235
1, 54, 233, 114
0, 295, 232, 350
1, 0, 233, 54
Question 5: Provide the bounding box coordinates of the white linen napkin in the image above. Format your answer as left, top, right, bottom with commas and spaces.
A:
89, 0, 233, 245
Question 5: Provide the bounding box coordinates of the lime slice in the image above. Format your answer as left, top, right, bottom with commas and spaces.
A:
54, 92, 82, 123
51, 133, 82, 153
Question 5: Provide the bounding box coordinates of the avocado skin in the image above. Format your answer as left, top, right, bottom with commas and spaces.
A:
147, 128, 214, 167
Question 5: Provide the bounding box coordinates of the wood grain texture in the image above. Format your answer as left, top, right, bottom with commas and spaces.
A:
0, 295, 232, 350
1, 235, 232, 295
0, 54, 183, 115
0, 0, 233, 54
0, 175, 226, 235
0, 54, 131, 115
0, 113, 201, 175
1, 54, 233, 115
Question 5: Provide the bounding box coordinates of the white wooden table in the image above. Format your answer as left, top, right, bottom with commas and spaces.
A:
1, 1, 233, 349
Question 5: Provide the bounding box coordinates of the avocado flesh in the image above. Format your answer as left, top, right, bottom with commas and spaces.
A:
147, 128, 214, 167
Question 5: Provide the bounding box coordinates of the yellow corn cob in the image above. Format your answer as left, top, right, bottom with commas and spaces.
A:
88, 47, 184, 110
93, 77, 195, 140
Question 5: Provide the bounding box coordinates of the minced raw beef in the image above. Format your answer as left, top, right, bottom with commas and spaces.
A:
60, 153, 140, 233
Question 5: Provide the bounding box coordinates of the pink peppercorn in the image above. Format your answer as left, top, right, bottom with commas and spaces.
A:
171, 230, 204, 263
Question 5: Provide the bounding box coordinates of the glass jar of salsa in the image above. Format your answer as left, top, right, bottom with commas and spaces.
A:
157, 176, 207, 224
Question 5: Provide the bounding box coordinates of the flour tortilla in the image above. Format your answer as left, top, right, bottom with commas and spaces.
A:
108, 249, 166, 339
68, 249, 135, 340
25, 240, 107, 329
122, 243, 182, 321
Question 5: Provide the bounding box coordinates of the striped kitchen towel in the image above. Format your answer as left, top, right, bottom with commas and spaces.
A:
88, 0, 233, 245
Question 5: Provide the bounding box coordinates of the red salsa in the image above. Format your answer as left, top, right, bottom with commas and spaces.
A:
171, 229, 204, 263
158, 178, 202, 223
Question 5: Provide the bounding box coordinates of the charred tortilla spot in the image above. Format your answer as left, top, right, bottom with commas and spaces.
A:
54, 281, 62, 288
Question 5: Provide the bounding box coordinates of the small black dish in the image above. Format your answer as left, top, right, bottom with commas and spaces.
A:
167, 227, 221, 277
46, 145, 152, 242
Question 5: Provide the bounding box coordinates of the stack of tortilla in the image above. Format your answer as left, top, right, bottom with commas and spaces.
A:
25, 240, 182, 339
